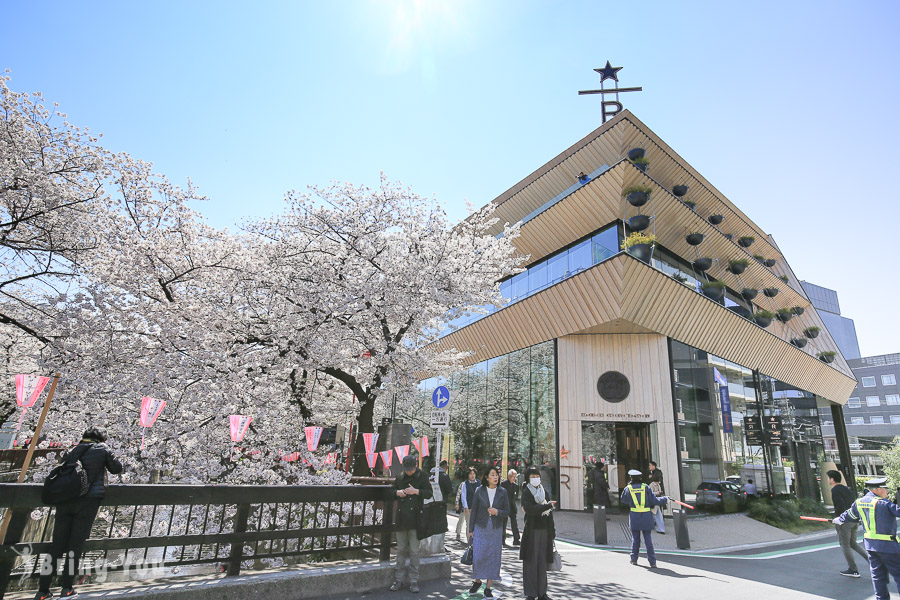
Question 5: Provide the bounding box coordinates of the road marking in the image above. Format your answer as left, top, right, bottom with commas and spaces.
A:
555, 537, 845, 560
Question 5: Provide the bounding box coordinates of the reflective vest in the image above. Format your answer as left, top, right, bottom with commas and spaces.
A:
628, 484, 651, 512
855, 497, 895, 541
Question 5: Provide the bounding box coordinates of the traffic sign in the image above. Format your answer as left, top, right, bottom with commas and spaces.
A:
432, 386, 451, 409
430, 409, 450, 429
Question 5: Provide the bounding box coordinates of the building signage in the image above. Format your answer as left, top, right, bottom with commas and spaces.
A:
596, 371, 630, 403
764, 416, 784, 446
713, 368, 733, 433
744, 415, 764, 446
578, 61, 643, 123
580, 412, 652, 421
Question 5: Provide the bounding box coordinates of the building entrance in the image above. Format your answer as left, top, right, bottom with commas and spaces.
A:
582, 421, 653, 509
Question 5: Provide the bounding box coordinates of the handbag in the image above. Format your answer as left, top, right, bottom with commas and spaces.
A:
548, 542, 562, 571
460, 545, 474, 565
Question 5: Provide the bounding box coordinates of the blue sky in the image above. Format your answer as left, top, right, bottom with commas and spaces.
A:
2, 1, 898, 356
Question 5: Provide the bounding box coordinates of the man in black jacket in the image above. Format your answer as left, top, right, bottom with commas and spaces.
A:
390, 455, 433, 593
828, 469, 867, 578
37, 426, 123, 600
592, 462, 610, 509
500, 468, 521, 546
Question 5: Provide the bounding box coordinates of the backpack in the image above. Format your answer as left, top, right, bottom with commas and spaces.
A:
41, 443, 95, 505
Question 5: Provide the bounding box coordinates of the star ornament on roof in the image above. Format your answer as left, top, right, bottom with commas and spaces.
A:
594, 60, 623, 83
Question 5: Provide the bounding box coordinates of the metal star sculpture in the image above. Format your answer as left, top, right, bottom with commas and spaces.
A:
579, 61, 643, 123
594, 60, 623, 82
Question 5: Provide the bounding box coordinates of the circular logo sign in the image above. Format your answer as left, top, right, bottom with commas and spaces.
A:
597, 371, 630, 403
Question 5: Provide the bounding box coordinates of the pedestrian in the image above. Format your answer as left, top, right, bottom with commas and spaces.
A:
390, 455, 433, 593
648, 460, 664, 494
743, 478, 757, 499
456, 467, 480, 542
649, 471, 665, 534
500, 468, 521, 546
520, 466, 556, 600
467, 466, 509, 598
431, 460, 453, 537
540, 460, 554, 499
36, 426, 123, 600
591, 461, 610, 510
835, 476, 900, 599
620, 469, 668, 568
827, 469, 867, 578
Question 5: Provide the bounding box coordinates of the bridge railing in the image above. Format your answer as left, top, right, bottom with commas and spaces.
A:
0, 483, 395, 597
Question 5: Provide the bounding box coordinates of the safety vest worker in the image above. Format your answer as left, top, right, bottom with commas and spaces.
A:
620, 469, 667, 568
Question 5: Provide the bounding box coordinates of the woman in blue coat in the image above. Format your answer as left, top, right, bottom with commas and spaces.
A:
467, 466, 509, 598
620, 469, 667, 567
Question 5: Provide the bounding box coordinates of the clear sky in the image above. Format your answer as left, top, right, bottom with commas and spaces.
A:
2, 1, 898, 357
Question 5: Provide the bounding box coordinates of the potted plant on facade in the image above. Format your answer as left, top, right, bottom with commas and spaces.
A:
727, 258, 749, 275
631, 156, 650, 172
621, 231, 656, 263
791, 306, 805, 316
672, 184, 689, 197
763, 287, 780, 297
627, 214, 651, 232
682, 200, 697, 210
701, 280, 726, 302
763, 259, 777, 268
741, 287, 758, 301
671, 271, 689, 284
753, 254, 766, 264
728, 305, 752, 319
723, 233, 734, 241
627, 148, 645, 161
753, 309, 775, 328
708, 214, 724, 225
818, 351, 837, 364
622, 184, 652, 207
738, 236, 756, 248
692, 257, 713, 272
685, 232, 705, 246
776, 308, 794, 323
791, 338, 808, 348
803, 326, 820, 339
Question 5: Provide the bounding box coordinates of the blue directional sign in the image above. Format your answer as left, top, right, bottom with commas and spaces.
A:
432, 386, 451, 409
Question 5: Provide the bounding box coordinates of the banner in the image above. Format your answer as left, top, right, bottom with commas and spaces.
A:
362, 432, 379, 455
366, 452, 377, 469
394, 444, 410, 462
230, 415, 252, 442
379, 449, 393, 468
14, 375, 51, 431
412, 436, 430, 457
305, 426, 323, 452
139, 397, 167, 449
719, 386, 733, 433
326, 452, 336, 465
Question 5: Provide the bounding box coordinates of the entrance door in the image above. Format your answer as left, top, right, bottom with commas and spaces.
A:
615, 423, 652, 491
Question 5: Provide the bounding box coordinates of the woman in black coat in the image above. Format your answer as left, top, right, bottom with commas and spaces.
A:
519, 466, 556, 600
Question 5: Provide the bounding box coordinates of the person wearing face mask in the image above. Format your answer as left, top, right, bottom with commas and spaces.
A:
519, 466, 556, 600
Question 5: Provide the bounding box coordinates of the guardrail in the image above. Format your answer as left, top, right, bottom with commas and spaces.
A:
0, 483, 395, 598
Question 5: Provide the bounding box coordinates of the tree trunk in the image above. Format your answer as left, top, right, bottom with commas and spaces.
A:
351, 394, 376, 476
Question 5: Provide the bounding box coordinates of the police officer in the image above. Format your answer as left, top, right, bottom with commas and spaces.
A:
834, 476, 900, 599
620, 469, 668, 568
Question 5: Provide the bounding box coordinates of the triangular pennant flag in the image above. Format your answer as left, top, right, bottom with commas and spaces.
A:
305, 426, 323, 452
379, 449, 393, 467
362, 432, 379, 455
412, 438, 422, 454
230, 415, 252, 442
394, 444, 409, 462
366, 452, 377, 469
420, 436, 429, 457
14, 374, 51, 431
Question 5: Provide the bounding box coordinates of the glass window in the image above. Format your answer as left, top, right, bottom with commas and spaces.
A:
866, 396, 881, 407
499, 279, 512, 301
511, 271, 528, 300
847, 397, 861, 408
886, 394, 900, 406
567, 240, 592, 274
871, 416, 885, 424
528, 261, 548, 295
591, 227, 618, 263
883, 374, 896, 386
547, 252, 568, 284
892, 415, 900, 425
862, 377, 876, 388
823, 420, 833, 426
851, 417, 865, 425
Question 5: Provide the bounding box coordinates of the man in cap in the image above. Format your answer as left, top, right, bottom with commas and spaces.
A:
390, 454, 433, 593
835, 476, 900, 599
620, 469, 668, 568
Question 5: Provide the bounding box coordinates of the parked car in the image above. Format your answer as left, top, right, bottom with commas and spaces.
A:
695, 480, 746, 512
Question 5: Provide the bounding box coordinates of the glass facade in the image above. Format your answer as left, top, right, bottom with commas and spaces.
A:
411, 340, 558, 497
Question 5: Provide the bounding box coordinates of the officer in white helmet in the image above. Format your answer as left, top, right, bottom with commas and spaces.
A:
834, 476, 900, 599
620, 469, 668, 567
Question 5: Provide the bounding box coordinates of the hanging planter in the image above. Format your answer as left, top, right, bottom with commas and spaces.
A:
753, 310, 775, 328
701, 280, 726, 302
818, 351, 837, 364
778, 275, 789, 283
738, 236, 756, 248
763, 259, 777, 268
627, 148, 646, 161
790, 338, 808, 348
672, 185, 689, 197
685, 232, 705, 246
631, 157, 650, 172
741, 287, 758, 301
776, 308, 794, 323
627, 214, 652, 232
753, 254, 766, 264
708, 214, 724, 225
791, 306, 805, 316
763, 287, 780, 297
622, 184, 652, 207
621, 232, 657, 264
692, 257, 713, 272
803, 326, 820, 339
728, 305, 752, 319
727, 258, 749, 275
682, 200, 697, 210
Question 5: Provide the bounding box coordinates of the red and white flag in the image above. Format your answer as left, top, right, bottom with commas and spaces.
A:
366, 453, 377, 469
412, 436, 430, 457
394, 444, 410, 462
139, 397, 166, 449
326, 452, 336, 465
305, 426, 323, 452
14, 375, 51, 431
379, 449, 393, 468
230, 415, 252, 442
282, 452, 300, 462
362, 432, 379, 455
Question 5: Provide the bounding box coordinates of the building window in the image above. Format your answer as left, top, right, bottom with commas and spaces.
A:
883, 374, 897, 386
851, 417, 865, 425
871, 416, 885, 424
866, 396, 881, 407
823, 420, 833, 426
891, 415, 900, 425
886, 394, 900, 406
862, 377, 876, 388
847, 397, 861, 408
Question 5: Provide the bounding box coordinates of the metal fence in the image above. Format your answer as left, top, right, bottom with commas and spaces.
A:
0, 483, 395, 597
